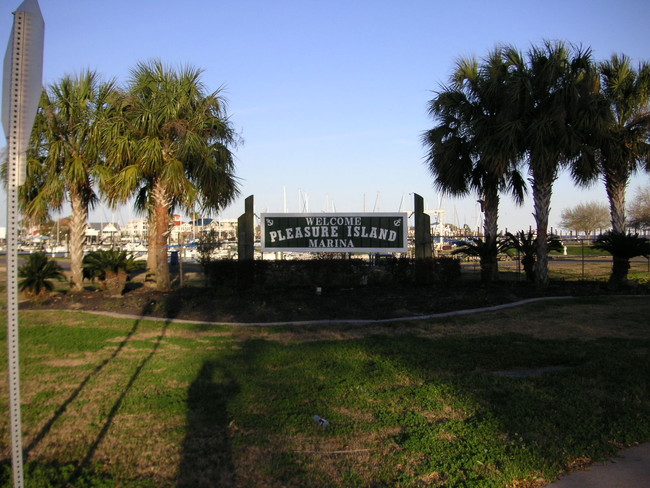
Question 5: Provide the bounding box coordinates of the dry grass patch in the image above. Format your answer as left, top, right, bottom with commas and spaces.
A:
331, 406, 375, 423
421, 404, 470, 423
91, 413, 185, 484
419, 470, 444, 485
277, 431, 394, 487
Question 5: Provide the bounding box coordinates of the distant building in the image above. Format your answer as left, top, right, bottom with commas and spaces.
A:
213, 218, 238, 239
121, 219, 148, 239
170, 219, 192, 241
189, 218, 214, 228
86, 222, 121, 243
188, 217, 238, 239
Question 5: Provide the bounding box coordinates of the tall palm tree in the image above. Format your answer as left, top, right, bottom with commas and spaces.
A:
597, 54, 650, 234
21, 71, 116, 291
105, 60, 240, 291
505, 41, 600, 287
423, 49, 526, 282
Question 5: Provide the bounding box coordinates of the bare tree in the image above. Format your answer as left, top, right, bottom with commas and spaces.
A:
628, 186, 650, 230
560, 201, 610, 237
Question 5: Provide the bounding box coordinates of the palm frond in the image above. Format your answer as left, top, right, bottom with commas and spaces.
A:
592, 231, 650, 259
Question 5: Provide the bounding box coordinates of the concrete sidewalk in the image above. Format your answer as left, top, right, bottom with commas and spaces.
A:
546, 443, 650, 487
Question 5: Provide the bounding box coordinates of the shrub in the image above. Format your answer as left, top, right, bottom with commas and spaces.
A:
591, 231, 650, 288
18, 252, 66, 299
412, 257, 461, 285
505, 231, 563, 282
201, 259, 267, 290
196, 229, 222, 269
201, 257, 460, 292
83, 249, 145, 296
451, 237, 510, 282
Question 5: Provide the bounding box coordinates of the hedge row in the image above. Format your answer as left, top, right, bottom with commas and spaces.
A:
201, 257, 460, 291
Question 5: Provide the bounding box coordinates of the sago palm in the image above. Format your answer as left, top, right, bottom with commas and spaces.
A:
505, 230, 563, 282
83, 248, 144, 281
105, 60, 240, 291
451, 236, 510, 282
21, 71, 116, 291
83, 249, 144, 296
18, 252, 66, 299
591, 231, 650, 288
423, 48, 525, 282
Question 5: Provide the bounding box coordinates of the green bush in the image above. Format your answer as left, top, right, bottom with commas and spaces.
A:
18, 252, 66, 299
201, 257, 461, 291
592, 231, 650, 288
201, 259, 268, 290
82, 249, 145, 296
195, 229, 222, 268
505, 230, 564, 282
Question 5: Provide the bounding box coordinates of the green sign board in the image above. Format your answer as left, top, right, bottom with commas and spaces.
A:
261, 213, 408, 252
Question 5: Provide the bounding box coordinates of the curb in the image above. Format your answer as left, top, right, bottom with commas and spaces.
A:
28, 296, 578, 327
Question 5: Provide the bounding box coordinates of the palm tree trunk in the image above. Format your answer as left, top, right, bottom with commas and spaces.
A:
145, 209, 157, 286
482, 187, 500, 282
69, 192, 87, 291
609, 255, 631, 289
604, 171, 628, 234
152, 181, 172, 291
604, 169, 630, 287
532, 171, 553, 288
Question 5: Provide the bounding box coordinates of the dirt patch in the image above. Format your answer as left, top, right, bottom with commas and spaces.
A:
43, 358, 95, 368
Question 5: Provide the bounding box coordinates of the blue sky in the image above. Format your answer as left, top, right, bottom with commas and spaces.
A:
2, 0, 650, 232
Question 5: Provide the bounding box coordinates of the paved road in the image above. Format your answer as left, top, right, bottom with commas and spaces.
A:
546, 443, 650, 487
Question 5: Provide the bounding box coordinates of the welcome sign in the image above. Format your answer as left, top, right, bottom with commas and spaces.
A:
261, 213, 408, 252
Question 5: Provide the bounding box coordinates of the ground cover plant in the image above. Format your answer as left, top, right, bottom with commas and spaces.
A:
1, 296, 649, 487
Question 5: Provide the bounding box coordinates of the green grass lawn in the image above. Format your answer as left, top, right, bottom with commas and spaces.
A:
1, 296, 649, 487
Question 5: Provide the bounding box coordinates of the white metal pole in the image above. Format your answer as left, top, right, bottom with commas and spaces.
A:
3, 2, 44, 486
5, 11, 26, 484
6, 128, 24, 488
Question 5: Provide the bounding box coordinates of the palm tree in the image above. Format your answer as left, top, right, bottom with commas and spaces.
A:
105, 60, 240, 291
597, 54, 650, 234
423, 49, 526, 282
21, 71, 116, 291
505, 41, 600, 287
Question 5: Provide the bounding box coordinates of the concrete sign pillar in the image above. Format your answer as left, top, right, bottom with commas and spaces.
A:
238, 195, 254, 260
414, 193, 432, 259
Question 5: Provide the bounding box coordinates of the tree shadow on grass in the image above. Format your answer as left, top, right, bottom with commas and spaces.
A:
24, 300, 157, 460
66, 299, 174, 484
70, 288, 240, 487
75, 321, 172, 471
